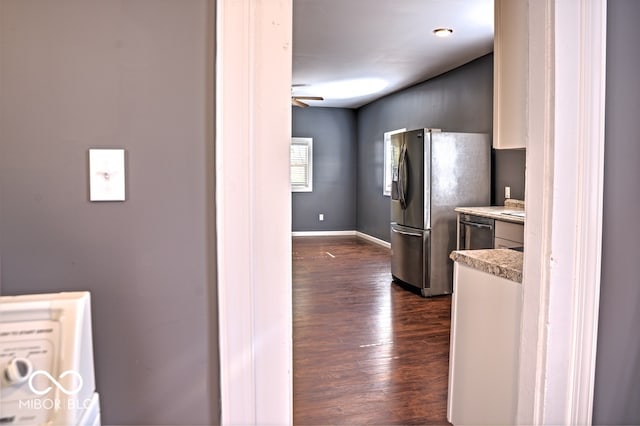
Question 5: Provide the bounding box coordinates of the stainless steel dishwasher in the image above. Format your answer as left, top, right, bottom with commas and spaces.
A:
457, 213, 495, 250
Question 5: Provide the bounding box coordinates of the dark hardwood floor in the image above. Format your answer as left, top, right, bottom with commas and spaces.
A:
293, 236, 452, 425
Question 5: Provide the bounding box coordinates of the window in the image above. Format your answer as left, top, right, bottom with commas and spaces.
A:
383, 128, 406, 196
291, 137, 313, 192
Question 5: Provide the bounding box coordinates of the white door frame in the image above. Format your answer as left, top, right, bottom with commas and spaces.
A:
518, 0, 606, 424
215, 0, 293, 424
215, 0, 607, 424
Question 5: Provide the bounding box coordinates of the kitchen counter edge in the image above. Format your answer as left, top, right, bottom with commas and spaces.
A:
454, 206, 525, 224
450, 249, 523, 283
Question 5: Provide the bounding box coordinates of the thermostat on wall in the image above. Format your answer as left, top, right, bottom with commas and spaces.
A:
89, 149, 126, 201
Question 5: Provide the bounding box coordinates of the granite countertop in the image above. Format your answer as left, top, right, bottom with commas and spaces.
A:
454, 204, 525, 224
450, 249, 523, 283
504, 199, 525, 209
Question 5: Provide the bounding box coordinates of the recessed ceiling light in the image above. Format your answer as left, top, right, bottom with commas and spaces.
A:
433, 28, 454, 38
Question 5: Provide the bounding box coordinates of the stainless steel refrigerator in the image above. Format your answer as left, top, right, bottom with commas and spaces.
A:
390, 129, 491, 297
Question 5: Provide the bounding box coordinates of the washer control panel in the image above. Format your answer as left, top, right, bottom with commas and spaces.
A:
0, 320, 59, 425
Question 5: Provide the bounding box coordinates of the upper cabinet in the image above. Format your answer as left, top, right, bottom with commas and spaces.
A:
493, 0, 528, 149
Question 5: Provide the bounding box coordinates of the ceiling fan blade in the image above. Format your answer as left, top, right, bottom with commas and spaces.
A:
291, 98, 308, 108
293, 96, 324, 101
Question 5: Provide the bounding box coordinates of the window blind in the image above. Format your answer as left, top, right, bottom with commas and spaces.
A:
291, 138, 313, 192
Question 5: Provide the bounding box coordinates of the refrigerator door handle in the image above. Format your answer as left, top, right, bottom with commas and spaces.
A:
459, 219, 494, 229
397, 143, 408, 209
391, 227, 423, 238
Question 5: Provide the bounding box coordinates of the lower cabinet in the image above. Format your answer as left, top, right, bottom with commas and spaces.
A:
494, 220, 524, 249
447, 262, 522, 425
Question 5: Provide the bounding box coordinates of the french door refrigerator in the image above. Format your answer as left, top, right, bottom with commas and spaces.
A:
390, 129, 490, 297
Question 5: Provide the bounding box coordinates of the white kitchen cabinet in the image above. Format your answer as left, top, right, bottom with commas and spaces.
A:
447, 262, 522, 425
494, 220, 524, 249
493, 0, 528, 149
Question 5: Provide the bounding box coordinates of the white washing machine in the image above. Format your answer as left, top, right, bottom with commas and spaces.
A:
0, 292, 100, 425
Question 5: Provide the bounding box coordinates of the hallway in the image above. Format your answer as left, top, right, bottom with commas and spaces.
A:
293, 236, 452, 425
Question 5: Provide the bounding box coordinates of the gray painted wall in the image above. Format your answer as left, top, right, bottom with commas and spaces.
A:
355, 54, 525, 241
593, 1, 640, 423
292, 107, 357, 231
0, 1, 219, 424
494, 149, 526, 203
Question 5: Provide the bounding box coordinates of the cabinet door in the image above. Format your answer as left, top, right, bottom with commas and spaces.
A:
493, 0, 528, 149
448, 263, 522, 425
495, 220, 524, 245
495, 236, 523, 250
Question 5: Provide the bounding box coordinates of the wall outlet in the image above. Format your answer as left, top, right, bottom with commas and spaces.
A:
319, 213, 324, 221
505, 186, 511, 199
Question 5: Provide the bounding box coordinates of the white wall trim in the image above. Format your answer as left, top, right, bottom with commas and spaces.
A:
216, 0, 255, 422
216, 0, 293, 424
291, 231, 391, 249
292, 230, 356, 237
560, 1, 607, 423
356, 231, 391, 249
518, 0, 606, 424
517, 2, 555, 422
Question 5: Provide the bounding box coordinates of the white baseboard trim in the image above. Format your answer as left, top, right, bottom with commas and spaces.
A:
291, 230, 356, 237
356, 231, 391, 249
290, 230, 391, 249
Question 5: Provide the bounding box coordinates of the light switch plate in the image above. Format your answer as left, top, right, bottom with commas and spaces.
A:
89, 149, 126, 201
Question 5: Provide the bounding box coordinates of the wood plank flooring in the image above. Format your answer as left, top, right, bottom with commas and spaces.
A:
293, 236, 452, 425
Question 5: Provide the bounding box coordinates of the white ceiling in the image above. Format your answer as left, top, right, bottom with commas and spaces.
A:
292, 0, 494, 108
